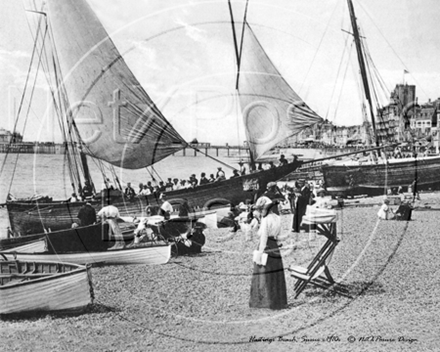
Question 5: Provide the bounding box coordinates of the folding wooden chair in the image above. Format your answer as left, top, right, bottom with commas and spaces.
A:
288, 222, 352, 298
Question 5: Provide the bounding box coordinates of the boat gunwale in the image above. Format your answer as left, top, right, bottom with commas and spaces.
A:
0, 259, 90, 290
6, 159, 303, 206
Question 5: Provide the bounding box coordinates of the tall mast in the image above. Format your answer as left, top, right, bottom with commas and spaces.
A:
347, 0, 378, 147
227, 0, 255, 170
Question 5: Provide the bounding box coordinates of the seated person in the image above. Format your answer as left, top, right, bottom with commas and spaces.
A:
158, 181, 166, 192
238, 160, 246, 175
124, 182, 136, 199
158, 194, 173, 220
139, 185, 151, 196
199, 173, 209, 185
97, 205, 124, 249
165, 178, 174, 191
69, 193, 79, 203
81, 180, 94, 200
377, 198, 395, 220
72, 202, 96, 228
227, 203, 242, 233
215, 167, 226, 181
230, 170, 240, 178
172, 178, 180, 190
394, 202, 413, 221
278, 154, 288, 166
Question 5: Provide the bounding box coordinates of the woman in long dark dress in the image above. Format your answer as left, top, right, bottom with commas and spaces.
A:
249, 196, 287, 310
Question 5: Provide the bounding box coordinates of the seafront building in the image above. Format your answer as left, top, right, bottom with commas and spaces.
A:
0, 128, 23, 144
284, 83, 439, 153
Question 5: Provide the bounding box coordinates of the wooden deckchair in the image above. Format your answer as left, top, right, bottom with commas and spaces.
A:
288, 222, 351, 298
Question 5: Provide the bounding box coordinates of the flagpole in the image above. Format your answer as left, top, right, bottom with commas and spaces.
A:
403, 69, 409, 85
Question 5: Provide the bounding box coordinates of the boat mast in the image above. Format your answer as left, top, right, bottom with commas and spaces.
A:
347, 0, 378, 147
43, 10, 96, 196
227, 0, 240, 89
227, 0, 255, 170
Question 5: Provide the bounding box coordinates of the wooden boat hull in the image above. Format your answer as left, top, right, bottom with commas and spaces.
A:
2, 223, 172, 266
2, 239, 46, 253
0, 259, 93, 315
2, 245, 171, 266
0, 233, 48, 251
321, 155, 440, 197
6, 160, 302, 236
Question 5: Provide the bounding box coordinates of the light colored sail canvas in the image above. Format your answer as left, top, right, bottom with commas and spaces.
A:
238, 23, 323, 160
47, 0, 186, 169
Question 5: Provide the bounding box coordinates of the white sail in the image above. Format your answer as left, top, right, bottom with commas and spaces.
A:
238, 23, 323, 160
47, 0, 186, 169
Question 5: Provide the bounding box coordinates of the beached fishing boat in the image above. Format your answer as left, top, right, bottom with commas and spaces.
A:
6, 162, 303, 236
322, 154, 440, 197
1, 223, 172, 266
4, 0, 323, 236
0, 257, 93, 315
320, 0, 440, 197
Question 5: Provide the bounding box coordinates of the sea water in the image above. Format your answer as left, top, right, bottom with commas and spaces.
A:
0, 150, 247, 237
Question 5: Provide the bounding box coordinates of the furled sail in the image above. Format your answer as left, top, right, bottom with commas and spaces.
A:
238, 23, 323, 160
47, 0, 186, 169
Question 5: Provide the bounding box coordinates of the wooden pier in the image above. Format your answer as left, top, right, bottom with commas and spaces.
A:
181, 143, 250, 157
0, 143, 66, 154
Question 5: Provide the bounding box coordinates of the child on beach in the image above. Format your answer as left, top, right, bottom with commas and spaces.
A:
377, 198, 395, 220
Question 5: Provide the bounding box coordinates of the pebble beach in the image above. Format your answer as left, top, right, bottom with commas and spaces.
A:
1, 193, 439, 352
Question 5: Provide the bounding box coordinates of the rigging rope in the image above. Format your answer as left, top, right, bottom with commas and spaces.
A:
325, 32, 352, 120
332, 42, 354, 123
145, 167, 157, 184
299, 1, 340, 94
355, 1, 428, 98
5, 18, 49, 195
150, 166, 164, 183
0, 7, 45, 183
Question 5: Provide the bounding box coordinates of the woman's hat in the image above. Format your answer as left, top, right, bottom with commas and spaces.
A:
254, 196, 273, 217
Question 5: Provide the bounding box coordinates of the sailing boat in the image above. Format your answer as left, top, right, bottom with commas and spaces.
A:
321, 0, 440, 198
5, 0, 322, 237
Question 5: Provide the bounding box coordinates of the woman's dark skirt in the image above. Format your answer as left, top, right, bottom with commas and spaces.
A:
249, 237, 287, 310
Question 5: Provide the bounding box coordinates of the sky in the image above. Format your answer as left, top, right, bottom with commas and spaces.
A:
1, 0, 440, 144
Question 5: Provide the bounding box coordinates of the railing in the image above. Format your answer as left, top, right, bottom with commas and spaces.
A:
180, 144, 250, 157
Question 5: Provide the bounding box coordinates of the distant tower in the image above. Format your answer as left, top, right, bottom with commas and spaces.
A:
392, 84, 416, 139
